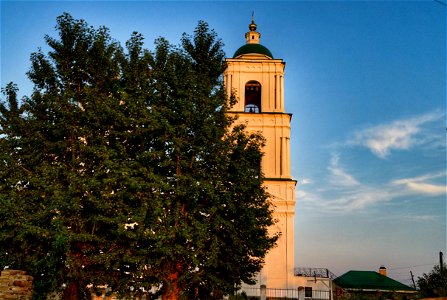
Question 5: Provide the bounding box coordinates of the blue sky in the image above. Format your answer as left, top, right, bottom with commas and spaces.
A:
1, 0, 445, 286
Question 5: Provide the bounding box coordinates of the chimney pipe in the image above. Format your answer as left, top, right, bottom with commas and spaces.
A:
379, 266, 387, 276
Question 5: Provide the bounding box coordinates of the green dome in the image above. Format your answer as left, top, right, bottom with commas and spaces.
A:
233, 43, 273, 58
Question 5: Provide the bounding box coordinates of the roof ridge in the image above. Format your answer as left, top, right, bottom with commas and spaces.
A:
334, 270, 416, 291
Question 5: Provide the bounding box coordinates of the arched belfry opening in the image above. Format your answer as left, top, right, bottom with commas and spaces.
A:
245, 80, 261, 113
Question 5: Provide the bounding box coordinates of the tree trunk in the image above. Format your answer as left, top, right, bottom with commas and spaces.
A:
63, 281, 81, 300
162, 263, 182, 300
162, 272, 180, 300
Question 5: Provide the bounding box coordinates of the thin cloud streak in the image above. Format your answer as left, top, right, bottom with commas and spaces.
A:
299, 178, 313, 185
319, 153, 397, 211
393, 172, 446, 196
328, 154, 360, 187
298, 172, 444, 212
403, 182, 445, 195
298, 153, 395, 211
297, 110, 445, 212
370, 213, 439, 223
348, 110, 444, 158
297, 161, 445, 213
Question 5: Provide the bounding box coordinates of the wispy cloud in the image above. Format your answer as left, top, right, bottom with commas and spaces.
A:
410, 215, 439, 222
326, 188, 393, 211
328, 154, 360, 187
348, 110, 444, 158
372, 213, 439, 223
296, 110, 446, 213
323, 153, 394, 211
297, 157, 445, 212
295, 189, 309, 200
393, 172, 446, 196
297, 183, 394, 212
299, 178, 313, 185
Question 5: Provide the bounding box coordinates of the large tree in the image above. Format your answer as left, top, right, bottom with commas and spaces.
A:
0, 13, 277, 300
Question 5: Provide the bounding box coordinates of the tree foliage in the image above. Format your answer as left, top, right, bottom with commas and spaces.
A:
0, 13, 277, 300
417, 263, 447, 298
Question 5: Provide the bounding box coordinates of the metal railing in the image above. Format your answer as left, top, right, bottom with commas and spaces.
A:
236, 287, 331, 299
294, 267, 337, 280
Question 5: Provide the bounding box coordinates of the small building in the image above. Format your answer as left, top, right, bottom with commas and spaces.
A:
236, 267, 334, 299
333, 267, 417, 300
294, 267, 335, 300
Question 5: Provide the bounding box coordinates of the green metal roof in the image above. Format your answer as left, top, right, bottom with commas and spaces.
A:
334, 271, 415, 292
233, 44, 273, 59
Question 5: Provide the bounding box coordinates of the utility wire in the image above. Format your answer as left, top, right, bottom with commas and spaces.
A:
434, 0, 447, 6
388, 263, 436, 271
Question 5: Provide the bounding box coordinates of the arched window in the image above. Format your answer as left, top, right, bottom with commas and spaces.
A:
245, 81, 261, 113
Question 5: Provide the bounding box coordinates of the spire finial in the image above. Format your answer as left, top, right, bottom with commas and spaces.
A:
249, 11, 257, 31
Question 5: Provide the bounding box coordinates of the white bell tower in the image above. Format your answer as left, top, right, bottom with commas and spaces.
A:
224, 19, 297, 290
